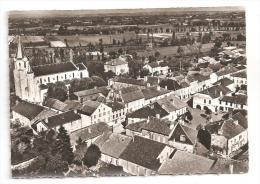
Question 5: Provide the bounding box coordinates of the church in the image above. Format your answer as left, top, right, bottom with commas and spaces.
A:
13, 36, 89, 104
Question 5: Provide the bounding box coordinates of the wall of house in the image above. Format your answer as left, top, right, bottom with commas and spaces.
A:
101, 154, 119, 166
81, 114, 92, 127
141, 130, 169, 144
118, 159, 154, 176
35, 70, 89, 86
105, 64, 129, 75
111, 108, 126, 125
12, 112, 31, 127
168, 141, 194, 153
126, 99, 145, 113
232, 77, 247, 87
211, 134, 227, 155
91, 104, 112, 124
125, 129, 142, 137
227, 130, 248, 156
36, 122, 48, 132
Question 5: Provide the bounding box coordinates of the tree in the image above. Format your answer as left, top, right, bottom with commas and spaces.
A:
154, 51, 160, 59
45, 154, 69, 176
47, 81, 68, 102
177, 46, 184, 57
53, 126, 74, 164
83, 144, 101, 168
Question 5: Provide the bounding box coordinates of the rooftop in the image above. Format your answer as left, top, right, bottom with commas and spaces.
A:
12, 101, 45, 121
220, 95, 247, 105
200, 85, 231, 99
119, 136, 166, 171
159, 150, 214, 175
31, 62, 82, 77
105, 58, 128, 66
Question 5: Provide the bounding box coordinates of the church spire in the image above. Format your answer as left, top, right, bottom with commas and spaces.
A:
16, 36, 23, 59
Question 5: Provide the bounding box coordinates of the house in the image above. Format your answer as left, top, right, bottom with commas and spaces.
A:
210, 66, 240, 83
108, 86, 145, 113
106, 101, 126, 131
230, 70, 247, 87
70, 122, 111, 147
125, 120, 146, 137
94, 132, 132, 166
34, 110, 82, 133
168, 123, 198, 153
143, 76, 163, 87
43, 98, 68, 112
202, 118, 248, 158
127, 104, 169, 124
73, 86, 109, 103
158, 150, 215, 175
12, 100, 56, 127
118, 136, 175, 176
139, 117, 172, 144
219, 95, 247, 111
77, 100, 113, 127
193, 84, 232, 112
143, 62, 169, 76
198, 56, 218, 64
104, 58, 129, 75
13, 36, 89, 103
108, 77, 146, 90
141, 86, 172, 106
213, 78, 235, 91
155, 94, 188, 121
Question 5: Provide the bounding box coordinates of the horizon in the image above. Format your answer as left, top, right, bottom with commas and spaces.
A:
9, 6, 245, 18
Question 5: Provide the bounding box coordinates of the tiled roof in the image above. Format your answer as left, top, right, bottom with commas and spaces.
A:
141, 86, 169, 100
205, 119, 246, 139
128, 104, 169, 119
105, 59, 128, 66
79, 100, 101, 116
213, 78, 234, 87
106, 101, 125, 111
156, 95, 187, 112
216, 66, 239, 77
121, 90, 144, 103
232, 112, 248, 129
44, 98, 67, 111
31, 62, 79, 77
114, 77, 146, 86
158, 150, 214, 175
220, 95, 247, 105
231, 70, 247, 78
63, 100, 82, 111
186, 73, 210, 83
200, 85, 231, 99
70, 122, 111, 145
46, 110, 81, 129
12, 101, 45, 121
119, 136, 166, 171
141, 118, 171, 136
169, 123, 197, 145
74, 86, 109, 98
125, 120, 146, 133
146, 76, 163, 86
96, 133, 132, 158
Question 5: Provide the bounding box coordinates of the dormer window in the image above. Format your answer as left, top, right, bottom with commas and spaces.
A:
180, 134, 186, 142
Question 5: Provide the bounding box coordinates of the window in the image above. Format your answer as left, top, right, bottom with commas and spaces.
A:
180, 134, 186, 142
204, 99, 206, 103
99, 114, 101, 117
65, 74, 67, 79
80, 72, 83, 78
48, 77, 50, 82
72, 73, 74, 78
103, 112, 106, 116
209, 100, 211, 104
226, 101, 228, 105
56, 76, 58, 81
40, 78, 42, 84
94, 115, 96, 119
219, 100, 222, 105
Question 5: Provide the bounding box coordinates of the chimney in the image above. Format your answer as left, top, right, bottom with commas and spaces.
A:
165, 85, 168, 90
147, 83, 150, 87
229, 164, 234, 174
233, 120, 239, 125
144, 76, 148, 82
218, 128, 223, 135
45, 118, 48, 123
88, 128, 92, 134
147, 116, 151, 122
220, 91, 223, 97
157, 85, 160, 91
74, 109, 77, 114
156, 113, 160, 119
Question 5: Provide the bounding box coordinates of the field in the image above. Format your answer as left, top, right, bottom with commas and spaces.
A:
54, 32, 137, 46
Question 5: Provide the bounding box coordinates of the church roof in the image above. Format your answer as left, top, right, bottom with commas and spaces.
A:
31, 62, 80, 77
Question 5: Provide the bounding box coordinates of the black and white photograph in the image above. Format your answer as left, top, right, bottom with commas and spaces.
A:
1, 0, 260, 183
